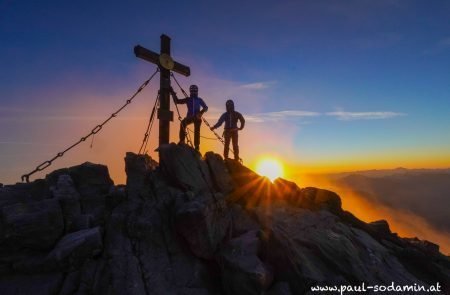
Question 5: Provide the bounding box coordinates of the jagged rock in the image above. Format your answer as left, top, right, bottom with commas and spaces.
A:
159, 143, 213, 194
12, 227, 103, 274
47, 227, 102, 270
106, 184, 127, 210
75, 259, 108, 295
58, 270, 81, 295
102, 201, 148, 295
225, 159, 279, 209
46, 162, 114, 227
273, 178, 301, 200
265, 282, 292, 295
205, 152, 234, 194
292, 187, 342, 214
0, 179, 48, 208
369, 219, 391, 236
1, 147, 449, 295
0, 199, 63, 250
51, 174, 80, 200
51, 174, 82, 233
67, 214, 93, 232
0, 273, 63, 295
405, 237, 440, 255
125, 152, 157, 201
229, 204, 260, 238
256, 206, 424, 294
127, 200, 219, 293
175, 196, 231, 260
125, 152, 158, 178
46, 162, 113, 199
219, 230, 273, 295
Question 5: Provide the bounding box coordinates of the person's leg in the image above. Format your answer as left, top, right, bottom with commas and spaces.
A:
224, 130, 230, 159
232, 131, 239, 160
194, 118, 201, 150
179, 117, 193, 144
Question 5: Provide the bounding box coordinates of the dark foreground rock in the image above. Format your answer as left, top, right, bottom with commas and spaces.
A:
0, 144, 449, 295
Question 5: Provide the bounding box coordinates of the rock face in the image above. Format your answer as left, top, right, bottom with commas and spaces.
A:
0, 144, 449, 295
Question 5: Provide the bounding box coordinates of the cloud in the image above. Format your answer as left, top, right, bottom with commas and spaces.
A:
240, 81, 276, 90
234, 109, 405, 123
246, 110, 320, 123
326, 111, 405, 121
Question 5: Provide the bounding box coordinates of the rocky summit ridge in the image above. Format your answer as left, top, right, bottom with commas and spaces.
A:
0, 143, 449, 295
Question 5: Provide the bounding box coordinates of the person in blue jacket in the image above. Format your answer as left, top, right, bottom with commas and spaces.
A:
210, 99, 245, 160
170, 85, 208, 151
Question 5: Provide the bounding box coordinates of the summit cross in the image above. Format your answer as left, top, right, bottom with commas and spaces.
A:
134, 34, 191, 146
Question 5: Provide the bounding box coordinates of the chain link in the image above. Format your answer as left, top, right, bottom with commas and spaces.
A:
138, 92, 160, 154
21, 68, 160, 183
170, 73, 194, 148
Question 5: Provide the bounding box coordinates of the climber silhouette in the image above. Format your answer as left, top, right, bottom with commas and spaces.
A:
210, 99, 245, 160
170, 85, 208, 151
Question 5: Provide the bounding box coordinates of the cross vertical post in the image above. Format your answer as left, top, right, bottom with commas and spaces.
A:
134, 34, 191, 148
159, 34, 172, 146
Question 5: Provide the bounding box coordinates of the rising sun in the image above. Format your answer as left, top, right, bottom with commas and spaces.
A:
255, 158, 284, 182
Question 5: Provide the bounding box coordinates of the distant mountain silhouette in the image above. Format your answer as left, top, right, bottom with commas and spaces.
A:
330, 169, 450, 234
0, 147, 449, 294
329, 167, 450, 178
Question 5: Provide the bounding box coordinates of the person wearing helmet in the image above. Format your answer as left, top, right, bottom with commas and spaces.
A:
170, 85, 208, 151
210, 99, 245, 161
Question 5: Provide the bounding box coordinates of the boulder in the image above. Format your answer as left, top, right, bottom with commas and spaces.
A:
0, 273, 63, 295
125, 152, 157, 201
51, 174, 82, 232
266, 282, 292, 295
273, 178, 301, 200
46, 162, 113, 199
175, 197, 231, 260
46, 162, 113, 227
229, 204, 260, 238
0, 179, 48, 208
369, 220, 392, 236
204, 152, 234, 194
13, 227, 104, 273
67, 214, 93, 232
1, 147, 449, 294
58, 270, 81, 295
256, 206, 423, 294
405, 237, 440, 256
0, 199, 63, 249
219, 230, 273, 295
159, 143, 213, 194
51, 174, 80, 200
292, 187, 342, 213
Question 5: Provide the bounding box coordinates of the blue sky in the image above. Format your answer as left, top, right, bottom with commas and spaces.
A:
1, 0, 450, 183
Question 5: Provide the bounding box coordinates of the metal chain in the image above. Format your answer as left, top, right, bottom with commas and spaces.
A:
201, 117, 243, 163
21, 68, 160, 183
171, 72, 189, 97
138, 92, 160, 154
170, 72, 194, 148
186, 127, 217, 140
200, 118, 226, 144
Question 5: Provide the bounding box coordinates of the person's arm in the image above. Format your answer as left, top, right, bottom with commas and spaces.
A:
199, 98, 208, 114
170, 88, 187, 104
238, 112, 245, 130
211, 113, 226, 130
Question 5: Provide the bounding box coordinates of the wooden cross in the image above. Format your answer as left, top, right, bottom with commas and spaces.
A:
134, 34, 191, 146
